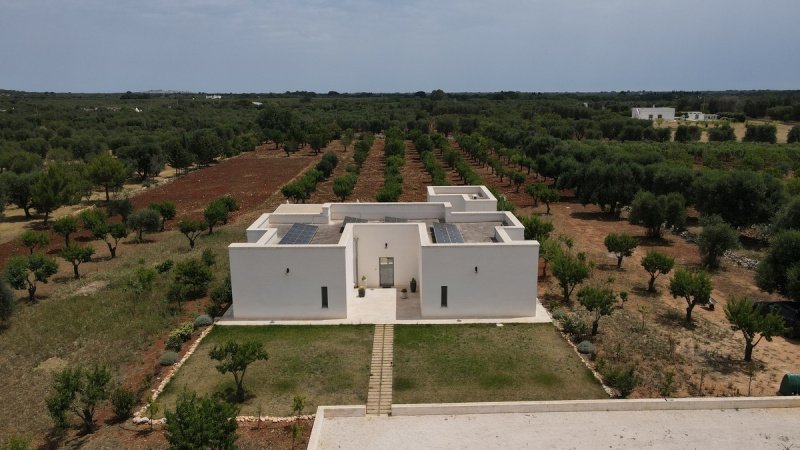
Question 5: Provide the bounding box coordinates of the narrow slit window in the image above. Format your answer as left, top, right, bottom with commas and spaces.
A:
441, 286, 448, 308
321, 286, 328, 308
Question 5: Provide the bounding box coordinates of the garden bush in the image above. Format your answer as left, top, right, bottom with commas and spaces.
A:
194, 314, 213, 328
159, 351, 180, 366
110, 387, 137, 420
561, 314, 590, 342
166, 334, 183, 352
156, 259, 174, 273
576, 340, 595, 354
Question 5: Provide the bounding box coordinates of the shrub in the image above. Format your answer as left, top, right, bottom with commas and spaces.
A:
110, 387, 137, 421
174, 322, 195, 341
156, 259, 174, 273
127, 208, 162, 242
194, 314, 213, 328
173, 258, 214, 299
201, 248, 217, 267
165, 334, 183, 352
561, 314, 590, 342
0, 280, 15, 323
159, 351, 180, 366
550, 306, 567, 321
1, 435, 32, 450
576, 340, 594, 354
164, 390, 239, 450
601, 365, 638, 398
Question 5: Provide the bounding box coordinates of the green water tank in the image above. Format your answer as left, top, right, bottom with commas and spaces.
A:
779, 374, 800, 395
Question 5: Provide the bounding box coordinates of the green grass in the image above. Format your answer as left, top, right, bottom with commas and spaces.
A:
0, 224, 244, 438
156, 325, 374, 416
393, 324, 608, 403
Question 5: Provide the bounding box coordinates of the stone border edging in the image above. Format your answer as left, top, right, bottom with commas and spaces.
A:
390, 396, 800, 416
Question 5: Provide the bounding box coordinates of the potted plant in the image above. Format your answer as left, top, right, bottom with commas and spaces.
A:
358, 275, 366, 297
400, 288, 408, 299
410, 277, 417, 293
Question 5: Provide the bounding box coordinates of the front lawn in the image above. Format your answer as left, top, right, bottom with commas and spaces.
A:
157, 325, 373, 416
393, 324, 608, 403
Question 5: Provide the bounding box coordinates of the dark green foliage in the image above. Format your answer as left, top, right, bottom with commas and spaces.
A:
756, 230, 800, 301
1, 172, 35, 217
107, 198, 133, 220
59, 244, 94, 279
208, 277, 232, 317
674, 125, 701, 142
209, 341, 269, 402
164, 391, 239, 450
332, 173, 357, 201
110, 387, 137, 421
87, 154, 129, 201
697, 215, 740, 269
178, 219, 206, 249
156, 259, 174, 273
772, 196, 800, 233
173, 258, 214, 299
31, 164, 78, 224
201, 248, 216, 267
692, 170, 785, 227
641, 250, 675, 292
576, 341, 594, 354
0, 279, 14, 323
203, 200, 229, 234
577, 285, 616, 336
148, 201, 177, 231
707, 125, 736, 142
629, 191, 685, 238
521, 215, 554, 242
127, 208, 162, 242
669, 269, 713, 323
188, 129, 223, 166
743, 123, 777, 143
194, 314, 213, 327
4, 253, 58, 303
46, 365, 111, 432
788, 125, 800, 144
159, 351, 180, 366
601, 365, 638, 398
551, 251, 592, 303
20, 230, 49, 255
117, 143, 164, 179
603, 233, 638, 269
52, 216, 78, 246
725, 297, 787, 361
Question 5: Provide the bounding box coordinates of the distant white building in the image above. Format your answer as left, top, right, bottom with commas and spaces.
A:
205, 95, 222, 100
227, 186, 540, 321
631, 107, 675, 121
685, 111, 718, 122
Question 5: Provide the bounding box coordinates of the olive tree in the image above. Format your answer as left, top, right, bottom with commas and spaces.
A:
641, 250, 675, 292
669, 269, 713, 324
5, 253, 58, 303
46, 365, 111, 433
20, 230, 49, 255
756, 230, 800, 301
179, 219, 207, 250
724, 297, 787, 362
697, 215, 740, 270
127, 208, 161, 242
148, 201, 177, 231
551, 251, 592, 303
604, 233, 638, 269
52, 216, 79, 246
577, 285, 616, 336
209, 341, 269, 402
165, 390, 239, 450
521, 215, 554, 242
87, 154, 129, 201
60, 244, 94, 279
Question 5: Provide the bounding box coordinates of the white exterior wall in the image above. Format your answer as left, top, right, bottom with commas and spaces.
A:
352, 224, 423, 289
228, 245, 347, 319
418, 243, 539, 318
330, 203, 444, 221
631, 108, 675, 121
427, 185, 497, 212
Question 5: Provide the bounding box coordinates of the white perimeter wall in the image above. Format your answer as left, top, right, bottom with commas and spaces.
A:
353, 224, 422, 289
228, 245, 347, 319
419, 243, 539, 318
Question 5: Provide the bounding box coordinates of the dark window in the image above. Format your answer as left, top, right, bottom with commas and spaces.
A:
321, 286, 328, 308
441, 286, 448, 308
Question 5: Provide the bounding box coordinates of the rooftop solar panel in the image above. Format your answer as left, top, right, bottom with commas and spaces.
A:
384, 216, 408, 223
431, 223, 464, 244
279, 223, 318, 244
340, 216, 367, 232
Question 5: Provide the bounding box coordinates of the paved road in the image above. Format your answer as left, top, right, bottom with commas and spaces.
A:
318, 408, 800, 449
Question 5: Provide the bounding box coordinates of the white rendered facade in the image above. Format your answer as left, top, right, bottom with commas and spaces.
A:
631, 107, 675, 121
685, 111, 718, 121
227, 186, 540, 321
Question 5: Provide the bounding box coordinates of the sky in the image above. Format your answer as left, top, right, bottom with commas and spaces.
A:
1, 0, 798, 93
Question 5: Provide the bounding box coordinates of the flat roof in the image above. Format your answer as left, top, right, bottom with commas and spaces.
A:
272, 220, 504, 245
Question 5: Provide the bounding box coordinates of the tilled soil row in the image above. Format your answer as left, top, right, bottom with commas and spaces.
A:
350, 138, 385, 202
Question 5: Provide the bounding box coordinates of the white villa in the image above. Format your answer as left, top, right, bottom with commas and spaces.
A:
631, 107, 675, 121
227, 186, 540, 321
685, 111, 718, 121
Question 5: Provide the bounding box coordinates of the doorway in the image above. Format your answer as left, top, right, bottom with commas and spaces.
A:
379, 257, 394, 287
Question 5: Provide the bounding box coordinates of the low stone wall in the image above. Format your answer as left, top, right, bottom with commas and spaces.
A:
390, 396, 800, 416
677, 230, 760, 270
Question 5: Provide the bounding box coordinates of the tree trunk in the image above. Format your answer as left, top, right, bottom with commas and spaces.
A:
44, 211, 50, 225
546, 203, 551, 215
65, 234, 70, 246
236, 383, 245, 403
23, 206, 31, 218
591, 319, 599, 336
562, 285, 571, 303
138, 229, 143, 242
189, 237, 196, 249
28, 285, 36, 303
107, 242, 116, 258
617, 256, 624, 269
648, 275, 656, 292
105, 185, 110, 202
744, 341, 754, 362
686, 304, 694, 323
73, 263, 80, 279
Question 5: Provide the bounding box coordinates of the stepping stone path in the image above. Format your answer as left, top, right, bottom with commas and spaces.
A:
367, 324, 394, 415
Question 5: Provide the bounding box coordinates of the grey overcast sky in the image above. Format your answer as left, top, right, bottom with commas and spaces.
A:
1, 0, 797, 93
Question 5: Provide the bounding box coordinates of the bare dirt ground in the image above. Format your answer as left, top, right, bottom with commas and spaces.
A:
309, 140, 353, 204
350, 139, 384, 202
0, 148, 315, 270
399, 141, 430, 202
452, 143, 798, 398
656, 120, 795, 143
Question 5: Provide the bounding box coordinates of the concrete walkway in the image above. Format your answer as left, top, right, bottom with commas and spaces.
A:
366, 324, 394, 415
317, 408, 800, 449
219, 288, 551, 325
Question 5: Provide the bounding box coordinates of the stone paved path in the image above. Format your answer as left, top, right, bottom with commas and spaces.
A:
366, 324, 394, 415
